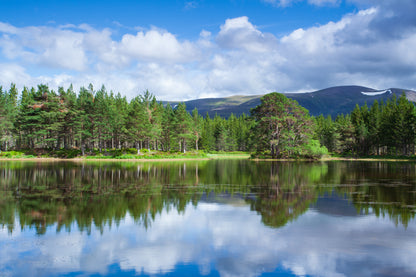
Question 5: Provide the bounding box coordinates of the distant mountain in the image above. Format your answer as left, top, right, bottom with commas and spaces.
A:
286, 86, 416, 117
165, 86, 416, 118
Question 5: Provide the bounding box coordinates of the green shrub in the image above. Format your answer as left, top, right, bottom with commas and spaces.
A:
108, 149, 122, 157
52, 149, 82, 158
0, 151, 27, 158
125, 148, 138, 154
301, 139, 328, 159
116, 154, 137, 159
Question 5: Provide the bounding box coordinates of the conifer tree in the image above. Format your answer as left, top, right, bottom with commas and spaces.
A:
111, 92, 129, 149
201, 114, 215, 151
127, 96, 149, 153
174, 102, 193, 153
191, 108, 203, 151
158, 103, 173, 151
251, 92, 314, 158
75, 86, 94, 155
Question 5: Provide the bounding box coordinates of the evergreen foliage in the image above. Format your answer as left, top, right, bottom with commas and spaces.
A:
315, 93, 416, 156
250, 92, 326, 158
2, 83, 413, 159
0, 84, 253, 155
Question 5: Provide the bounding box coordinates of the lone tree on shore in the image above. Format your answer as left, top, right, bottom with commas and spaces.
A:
251, 92, 316, 158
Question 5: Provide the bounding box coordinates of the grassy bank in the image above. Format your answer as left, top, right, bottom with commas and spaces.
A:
1, 149, 415, 161
0, 149, 250, 161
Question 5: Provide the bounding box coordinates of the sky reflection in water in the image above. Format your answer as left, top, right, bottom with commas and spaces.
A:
2, 200, 416, 277
1, 161, 416, 277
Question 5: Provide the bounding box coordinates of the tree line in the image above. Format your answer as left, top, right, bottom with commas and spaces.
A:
1, 83, 415, 158
0, 83, 253, 154
314, 93, 416, 156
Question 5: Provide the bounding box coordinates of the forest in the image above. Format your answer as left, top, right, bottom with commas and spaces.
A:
0, 83, 254, 157
314, 94, 416, 157
0, 83, 415, 158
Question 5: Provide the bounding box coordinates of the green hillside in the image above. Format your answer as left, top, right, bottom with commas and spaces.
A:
165, 86, 416, 118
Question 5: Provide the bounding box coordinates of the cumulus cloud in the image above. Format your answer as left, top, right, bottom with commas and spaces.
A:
276, 4, 416, 91
0, 0, 416, 100
118, 28, 199, 64
0, 63, 31, 86
217, 16, 277, 53
0, 24, 88, 71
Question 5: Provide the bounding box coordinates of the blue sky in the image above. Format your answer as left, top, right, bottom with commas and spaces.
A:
0, 0, 415, 100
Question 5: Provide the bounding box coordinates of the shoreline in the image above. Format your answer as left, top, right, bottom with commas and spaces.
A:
0, 157, 213, 162
0, 154, 251, 162
0, 155, 415, 162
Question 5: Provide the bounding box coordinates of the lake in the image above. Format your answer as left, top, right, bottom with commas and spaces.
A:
1, 160, 416, 277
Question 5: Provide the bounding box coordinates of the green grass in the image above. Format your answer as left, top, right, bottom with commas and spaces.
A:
3, 149, 416, 161
0, 149, 252, 160
0, 151, 36, 159
206, 151, 250, 159
329, 153, 416, 160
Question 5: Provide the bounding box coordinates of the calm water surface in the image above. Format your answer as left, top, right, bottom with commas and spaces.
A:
1, 160, 416, 277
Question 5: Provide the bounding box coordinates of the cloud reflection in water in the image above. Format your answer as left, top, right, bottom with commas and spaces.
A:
1, 199, 416, 277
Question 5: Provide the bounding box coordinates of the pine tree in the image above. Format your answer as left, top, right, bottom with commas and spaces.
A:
127, 96, 149, 153
351, 103, 370, 155
201, 113, 215, 151
334, 114, 354, 154
59, 85, 78, 149
396, 94, 416, 155
139, 90, 155, 150
191, 108, 203, 151
0, 84, 18, 150
174, 103, 193, 153
75, 86, 94, 155
41, 88, 65, 149
93, 85, 113, 152
161, 103, 175, 151
251, 92, 314, 158
368, 100, 381, 155
149, 98, 163, 150
111, 92, 129, 149
213, 114, 228, 151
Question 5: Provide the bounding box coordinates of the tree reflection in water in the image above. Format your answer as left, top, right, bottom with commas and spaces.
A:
1, 160, 416, 235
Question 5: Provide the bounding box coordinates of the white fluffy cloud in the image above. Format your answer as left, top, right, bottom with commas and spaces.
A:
217, 16, 278, 53
0, 0, 415, 100
0, 23, 88, 71
118, 29, 198, 64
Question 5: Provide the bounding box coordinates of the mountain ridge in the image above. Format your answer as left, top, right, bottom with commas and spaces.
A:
164, 85, 416, 118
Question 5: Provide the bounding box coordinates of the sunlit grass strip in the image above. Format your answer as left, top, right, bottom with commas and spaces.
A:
0, 151, 36, 158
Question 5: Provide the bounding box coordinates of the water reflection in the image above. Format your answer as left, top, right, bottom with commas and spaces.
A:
0, 160, 330, 234
1, 161, 416, 233
1, 160, 416, 276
